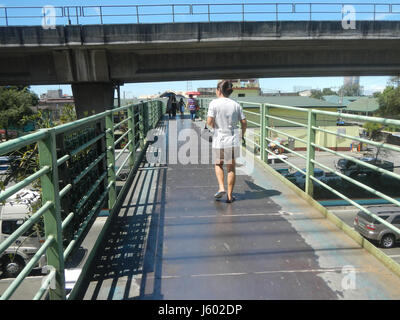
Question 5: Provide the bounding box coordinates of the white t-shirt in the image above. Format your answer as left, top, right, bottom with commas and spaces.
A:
207, 97, 246, 149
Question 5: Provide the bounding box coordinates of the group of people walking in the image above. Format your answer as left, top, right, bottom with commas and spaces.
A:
166, 94, 199, 120
166, 95, 187, 119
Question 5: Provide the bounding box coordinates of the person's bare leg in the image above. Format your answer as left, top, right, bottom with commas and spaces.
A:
214, 163, 225, 192
226, 159, 236, 201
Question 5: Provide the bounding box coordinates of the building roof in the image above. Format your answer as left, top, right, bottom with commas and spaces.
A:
345, 97, 379, 113
322, 95, 359, 106
236, 96, 343, 108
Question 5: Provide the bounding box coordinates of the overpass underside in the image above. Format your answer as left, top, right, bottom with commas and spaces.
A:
2, 21, 400, 87
76, 116, 400, 300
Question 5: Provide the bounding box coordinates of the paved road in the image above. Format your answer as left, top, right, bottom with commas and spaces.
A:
0, 217, 107, 299
330, 206, 400, 265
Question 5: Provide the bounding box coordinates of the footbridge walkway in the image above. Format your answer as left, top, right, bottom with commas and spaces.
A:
1, 99, 400, 300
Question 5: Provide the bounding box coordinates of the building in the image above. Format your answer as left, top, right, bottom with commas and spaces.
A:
197, 87, 216, 97
44, 89, 63, 99
228, 79, 261, 98
237, 96, 344, 127
344, 76, 360, 87
235, 96, 354, 151
298, 90, 312, 97
323, 95, 359, 107
36, 89, 74, 120
343, 97, 379, 116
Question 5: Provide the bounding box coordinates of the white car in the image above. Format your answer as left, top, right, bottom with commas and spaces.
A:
0, 189, 45, 278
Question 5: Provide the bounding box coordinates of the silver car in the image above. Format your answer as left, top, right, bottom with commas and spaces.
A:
0, 189, 45, 278
354, 206, 400, 248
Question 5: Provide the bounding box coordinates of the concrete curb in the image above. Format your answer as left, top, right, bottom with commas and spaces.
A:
251, 152, 400, 279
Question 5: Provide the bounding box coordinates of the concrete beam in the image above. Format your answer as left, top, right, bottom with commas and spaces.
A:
1, 21, 400, 85
71, 82, 115, 118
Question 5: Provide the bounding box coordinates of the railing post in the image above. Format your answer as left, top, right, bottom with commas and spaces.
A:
4, 7, 8, 26
105, 111, 116, 209
305, 109, 316, 196
260, 103, 266, 161
38, 128, 66, 300
265, 103, 270, 160
128, 104, 136, 167
158, 100, 162, 121
150, 100, 155, 128
99, 6, 103, 24
139, 102, 145, 149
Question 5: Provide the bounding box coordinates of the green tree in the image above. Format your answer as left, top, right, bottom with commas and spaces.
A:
0, 86, 39, 140
2, 104, 77, 187
59, 103, 77, 124
388, 76, 400, 87
321, 88, 337, 96
310, 88, 337, 100
363, 121, 383, 140
376, 86, 400, 119
310, 89, 323, 100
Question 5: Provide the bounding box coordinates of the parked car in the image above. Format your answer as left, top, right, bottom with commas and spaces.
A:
285, 168, 340, 188
0, 156, 9, 174
335, 157, 394, 177
354, 206, 400, 248
0, 156, 18, 175
0, 189, 45, 278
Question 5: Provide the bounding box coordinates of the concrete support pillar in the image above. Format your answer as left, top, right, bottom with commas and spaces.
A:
71, 82, 115, 119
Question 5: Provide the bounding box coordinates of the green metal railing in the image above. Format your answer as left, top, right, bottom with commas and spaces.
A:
0, 99, 164, 300
199, 98, 400, 241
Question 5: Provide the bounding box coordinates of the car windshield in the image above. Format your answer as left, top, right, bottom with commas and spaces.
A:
1, 219, 44, 237
337, 159, 347, 168
294, 171, 305, 177
314, 170, 324, 177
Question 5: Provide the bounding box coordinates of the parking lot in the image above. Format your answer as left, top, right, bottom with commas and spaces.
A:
279, 143, 400, 266
284, 145, 400, 175
0, 216, 107, 299
329, 206, 400, 265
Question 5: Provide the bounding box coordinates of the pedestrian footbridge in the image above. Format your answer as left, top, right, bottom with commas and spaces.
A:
1, 100, 400, 300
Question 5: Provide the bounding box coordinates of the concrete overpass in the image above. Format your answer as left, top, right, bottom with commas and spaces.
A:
1, 20, 400, 114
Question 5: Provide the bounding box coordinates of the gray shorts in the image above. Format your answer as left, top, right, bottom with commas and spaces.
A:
212, 147, 240, 164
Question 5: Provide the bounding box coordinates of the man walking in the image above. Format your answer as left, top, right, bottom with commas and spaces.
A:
207, 80, 247, 203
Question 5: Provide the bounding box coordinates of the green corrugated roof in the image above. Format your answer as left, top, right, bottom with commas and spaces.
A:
236, 96, 343, 108
322, 95, 354, 106
345, 97, 379, 113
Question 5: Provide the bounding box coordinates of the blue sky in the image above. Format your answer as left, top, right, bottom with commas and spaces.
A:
1, 1, 396, 97
1, 0, 398, 25
31, 76, 391, 99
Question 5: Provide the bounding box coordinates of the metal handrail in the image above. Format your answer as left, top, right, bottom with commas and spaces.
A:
0, 99, 165, 300
199, 98, 400, 241
1, 3, 400, 26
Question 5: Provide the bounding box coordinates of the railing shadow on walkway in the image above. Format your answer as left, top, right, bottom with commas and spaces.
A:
80, 156, 165, 300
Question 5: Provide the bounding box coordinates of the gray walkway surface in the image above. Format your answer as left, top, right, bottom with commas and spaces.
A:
79, 116, 400, 300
